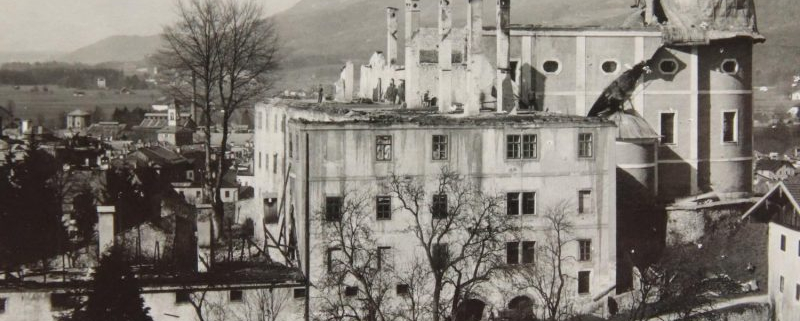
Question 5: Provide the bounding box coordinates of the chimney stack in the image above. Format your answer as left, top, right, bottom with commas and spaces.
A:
644, 0, 655, 25
405, 0, 420, 43
404, 0, 421, 108
386, 7, 400, 65
438, 0, 453, 113
196, 204, 214, 272
496, 0, 512, 112
465, 0, 484, 116
97, 206, 115, 255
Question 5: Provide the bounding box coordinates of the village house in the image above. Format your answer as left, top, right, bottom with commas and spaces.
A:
755, 159, 796, 181
742, 175, 800, 321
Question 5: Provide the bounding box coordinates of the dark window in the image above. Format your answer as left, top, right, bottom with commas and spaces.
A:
507, 242, 520, 265
327, 247, 342, 273
326, 197, 343, 221
507, 135, 521, 159
601, 60, 618, 74
781, 234, 786, 251
522, 135, 537, 159
578, 271, 591, 294
522, 192, 536, 215
51, 293, 77, 311
543, 60, 560, 73
432, 243, 449, 270
376, 135, 392, 161
508, 192, 536, 215
432, 194, 448, 219
432, 135, 448, 160
175, 291, 191, 304
293, 288, 306, 298
345, 286, 359, 297
510, 61, 519, 81
659, 59, 678, 74
420, 50, 439, 64
377, 246, 392, 270
579, 239, 592, 261
796, 284, 800, 301
225, 190, 230, 198
230, 290, 243, 302
258, 152, 262, 169
289, 135, 293, 158
660, 113, 675, 144
578, 133, 593, 158
273, 154, 277, 174
578, 190, 592, 214
780, 275, 785, 292
507, 193, 520, 216
452, 52, 463, 64
376, 196, 392, 220
522, 241, 536, 264
196, 191, 201, 199
396, 284, 410, 295
723, 112, 737, 143
0, 297, 5, 313
721, 60, 738, 74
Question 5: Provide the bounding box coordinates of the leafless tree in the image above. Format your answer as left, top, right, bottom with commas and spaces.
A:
386, 167, 517, 321
314, 189, 396, 321
156, 0, 280, 246
392, 256, 435, 321
233, 288, 290, 321
507, 200, 577, 321
625, 246, 742, 321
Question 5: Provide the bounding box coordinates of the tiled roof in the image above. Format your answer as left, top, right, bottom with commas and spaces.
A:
755, 159, 795, 173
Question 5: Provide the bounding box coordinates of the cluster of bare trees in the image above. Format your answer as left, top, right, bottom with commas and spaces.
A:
156, 0, 280, 254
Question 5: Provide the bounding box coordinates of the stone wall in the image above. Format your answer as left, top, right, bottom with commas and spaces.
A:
666, 199, 755, 245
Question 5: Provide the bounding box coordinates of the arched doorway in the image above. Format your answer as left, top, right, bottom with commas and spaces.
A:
507, 296, 535, 321
454, 299, 486, 321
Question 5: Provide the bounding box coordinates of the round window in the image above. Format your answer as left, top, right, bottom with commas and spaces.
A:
542, 60, 560, 74
721, 60, 738, 74
601, 60, 618, 74
659, 60, 678, 74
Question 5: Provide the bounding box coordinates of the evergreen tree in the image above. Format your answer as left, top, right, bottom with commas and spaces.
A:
63, 248, 154, 321
0, 139, 68, 272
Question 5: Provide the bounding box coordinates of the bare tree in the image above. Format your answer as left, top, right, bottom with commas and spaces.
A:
386, 167, 517, 321
625, 246, 742, 321
188, 288, 290, 321
156, 0, 280, 245
507, 200, 577, 321
315, 189, 396, 321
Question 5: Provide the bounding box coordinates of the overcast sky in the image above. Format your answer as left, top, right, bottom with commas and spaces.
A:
0, 0, 300, 53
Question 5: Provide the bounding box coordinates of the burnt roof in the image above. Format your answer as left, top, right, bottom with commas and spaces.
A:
755, 159, 795, 173
278, 101, 614, 128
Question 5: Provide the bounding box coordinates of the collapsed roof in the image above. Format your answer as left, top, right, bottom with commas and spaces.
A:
657, 0, 764, 45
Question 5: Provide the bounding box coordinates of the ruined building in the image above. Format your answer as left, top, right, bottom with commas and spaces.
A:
252, 0, 762, 319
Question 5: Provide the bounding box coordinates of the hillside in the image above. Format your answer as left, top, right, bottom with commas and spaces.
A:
59, 35, 163, 64
36, 0, 800, 91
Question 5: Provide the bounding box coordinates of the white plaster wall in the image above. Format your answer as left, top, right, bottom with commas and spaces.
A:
770, 222, 800, 321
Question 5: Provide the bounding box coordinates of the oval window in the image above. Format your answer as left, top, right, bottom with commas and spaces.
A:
659, 59, 678, 74
542, 60, 560, 74
601, 60, 618, 74
721, 59, 738, 74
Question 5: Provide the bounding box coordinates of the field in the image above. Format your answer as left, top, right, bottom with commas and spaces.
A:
0, 85, 164, 126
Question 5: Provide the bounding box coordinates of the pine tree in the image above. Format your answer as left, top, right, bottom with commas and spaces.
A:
65, 248, 154, 321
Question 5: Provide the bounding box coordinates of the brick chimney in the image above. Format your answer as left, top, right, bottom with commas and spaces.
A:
496, 0, 512, 112
195, 204, 214, 272
466, 0, 484, 116
386, 7, 400, 65
404, 0, 421, 108
97, 206, 115, 255
404, 0, 420, 43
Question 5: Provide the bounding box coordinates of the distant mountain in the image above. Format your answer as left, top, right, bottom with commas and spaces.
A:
59, 35, 163, 64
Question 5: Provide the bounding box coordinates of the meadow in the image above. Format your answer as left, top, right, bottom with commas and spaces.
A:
0, 85, 163, 125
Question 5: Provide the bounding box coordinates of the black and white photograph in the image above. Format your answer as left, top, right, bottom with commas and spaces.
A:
0, 0, 792, 320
